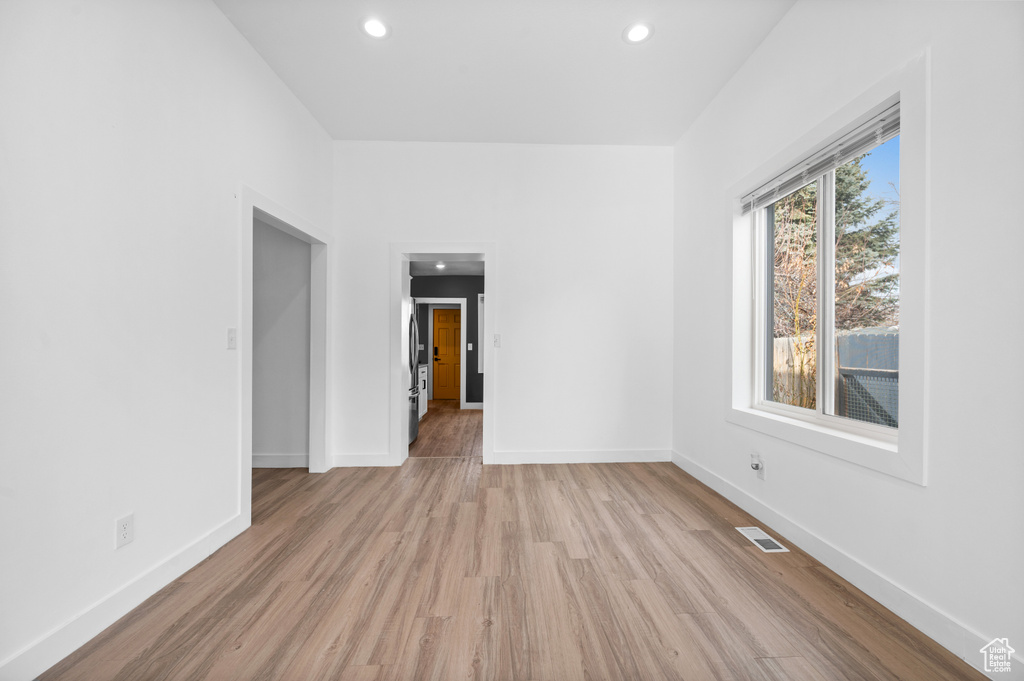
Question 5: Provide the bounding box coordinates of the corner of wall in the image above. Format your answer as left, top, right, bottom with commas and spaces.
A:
668, 450, 1014, 678
0, 514, 249, 680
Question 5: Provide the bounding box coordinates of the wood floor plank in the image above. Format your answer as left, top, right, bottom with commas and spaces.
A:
445, 576, 501, 681
379, 615, 453, 681
573, 489, 653, 581
681, 611, 780, 681
350, 517, 439, 667
523, 541, 585, 681
342, 523, 431, 666
755, 655, 832, 681
201, 580, 320, 681
541, 479, 591, 560
38, 451, 986, 681
610, 578, 736, 680
602, 497, 676, 580
417, 501, 477, 617
632, 514, 713, 615
469, 486, 503, 577
497, 520, 533, 681
557, 557, 645, 681
279, 530, 419, 680
335, 665, 383, 681
591, 463, 666, 516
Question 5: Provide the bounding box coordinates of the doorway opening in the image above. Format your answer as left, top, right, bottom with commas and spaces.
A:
239, 188, 332, 524
252, 217, 311, 469
409, 299, 479, 459
391, 244, 494, 465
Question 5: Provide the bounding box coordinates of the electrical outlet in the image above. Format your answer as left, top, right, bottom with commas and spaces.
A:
751, 453, 766, 481
116, 513, 134, 549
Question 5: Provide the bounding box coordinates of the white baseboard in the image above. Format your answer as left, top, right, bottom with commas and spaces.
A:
252, 452, 309, 468
492, 449, 671, 465
670, 450, 1023, 680
0, 514, 249, 681
463, 402, 484, 410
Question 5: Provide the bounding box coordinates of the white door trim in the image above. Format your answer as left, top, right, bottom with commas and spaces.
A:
239, 187, 333, 528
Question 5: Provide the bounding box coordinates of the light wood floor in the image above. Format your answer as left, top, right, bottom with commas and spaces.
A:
409, 400, 482, 458
40, 458, 981, 680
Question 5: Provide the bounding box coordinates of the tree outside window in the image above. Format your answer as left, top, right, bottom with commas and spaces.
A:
767, 136, 900, 427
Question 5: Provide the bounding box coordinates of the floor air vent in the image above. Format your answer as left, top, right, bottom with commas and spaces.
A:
736, 526, 789, 553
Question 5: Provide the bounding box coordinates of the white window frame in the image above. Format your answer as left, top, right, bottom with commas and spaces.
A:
751, 168, 898, 446
726, 55, 929, 485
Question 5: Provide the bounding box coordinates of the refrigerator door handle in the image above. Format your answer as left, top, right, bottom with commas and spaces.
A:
409, 309, 420, 375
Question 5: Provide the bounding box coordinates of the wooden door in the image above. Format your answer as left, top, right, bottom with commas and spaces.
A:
433, 309, 461, 400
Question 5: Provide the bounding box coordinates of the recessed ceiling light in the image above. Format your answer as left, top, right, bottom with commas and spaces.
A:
362, 18, 389, 39
623, 22, 653, 44
436, 262, 446, 270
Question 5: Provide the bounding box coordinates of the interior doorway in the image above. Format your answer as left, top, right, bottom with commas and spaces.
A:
390, 245, 494, 465
239, 187, 331, 500
252, 219, 311, 468
410, 301, 478, 459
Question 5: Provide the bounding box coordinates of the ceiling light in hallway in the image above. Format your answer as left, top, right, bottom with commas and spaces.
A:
623, 22, 653, 44
362, 18, 389, 39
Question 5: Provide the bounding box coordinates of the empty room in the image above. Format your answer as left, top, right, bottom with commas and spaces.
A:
1, 1, 1022, 679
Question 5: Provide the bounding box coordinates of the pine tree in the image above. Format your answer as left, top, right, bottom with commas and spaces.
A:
771, 152, 900, 338
833, 157, 899, 330
769, 151, 900, 408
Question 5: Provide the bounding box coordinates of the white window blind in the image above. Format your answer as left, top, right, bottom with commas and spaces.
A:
741, 100, 899, 214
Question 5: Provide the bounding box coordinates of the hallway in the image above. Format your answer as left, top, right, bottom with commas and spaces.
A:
409, 400, 482, 458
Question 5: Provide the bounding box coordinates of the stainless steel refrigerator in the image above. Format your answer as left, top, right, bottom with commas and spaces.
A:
408, 300, 420, 444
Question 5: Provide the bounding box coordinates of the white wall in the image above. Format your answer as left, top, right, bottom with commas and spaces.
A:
0, 1, 333, 677
334, 142, 674, 465
671, 1, 1024, 675
253, 219, 311, 466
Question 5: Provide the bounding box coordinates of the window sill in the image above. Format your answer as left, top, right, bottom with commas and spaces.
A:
727, 406, 922, 484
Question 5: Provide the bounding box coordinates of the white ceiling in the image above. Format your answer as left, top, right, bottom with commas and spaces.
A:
212, 0, 795, 146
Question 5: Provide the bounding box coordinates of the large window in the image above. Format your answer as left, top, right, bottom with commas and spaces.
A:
748, 104, 900, 433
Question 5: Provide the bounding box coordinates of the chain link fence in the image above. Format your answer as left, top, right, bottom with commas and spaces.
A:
836, 329, 898, 428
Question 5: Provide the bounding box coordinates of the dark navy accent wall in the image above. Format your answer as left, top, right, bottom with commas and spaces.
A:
411, 276, 484, 404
